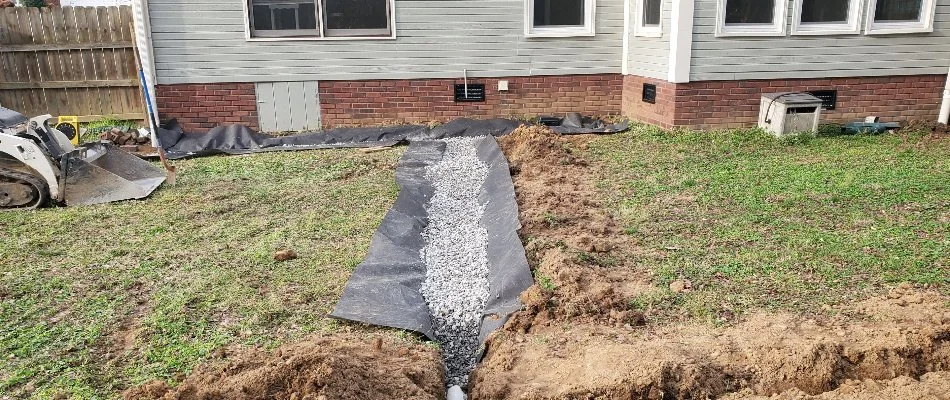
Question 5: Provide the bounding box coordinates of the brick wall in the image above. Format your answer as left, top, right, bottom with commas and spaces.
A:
319, 74, 622, 127
155, 83, 259, 132
153, 73, 945, 132
671, 74, 947, 129
621, 75, 677, 129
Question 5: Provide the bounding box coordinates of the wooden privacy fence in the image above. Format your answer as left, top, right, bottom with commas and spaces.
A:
0, 6, 144, 122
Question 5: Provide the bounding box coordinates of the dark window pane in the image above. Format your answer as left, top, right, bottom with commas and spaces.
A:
252, 4, 273, 30
273, 6, 297, 30
325, 0, 389, 30
724, 0, 774, 24
298, 2, 317, 29
801, 0, 849, 23
874, 0, 922, 21
643, 0, 661, 26
534, 0, 585, 26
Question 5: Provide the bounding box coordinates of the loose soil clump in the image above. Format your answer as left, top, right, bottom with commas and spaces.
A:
124, 334, 444, 400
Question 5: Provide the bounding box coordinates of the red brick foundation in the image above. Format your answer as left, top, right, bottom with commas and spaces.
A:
622, 75, 677, 129
624, 74, 947, 130
319, 74, 622, 127
155, 83, 259, 132
154, 73, 945, 132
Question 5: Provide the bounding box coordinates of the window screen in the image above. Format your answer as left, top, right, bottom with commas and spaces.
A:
874, 0, 923, 21
724, 0, 774, 24
801, 0, 850, 23
643, 0, 661, 26
324, 0, 390, 33
534, 0, 585, 26
250, 1, 318, 33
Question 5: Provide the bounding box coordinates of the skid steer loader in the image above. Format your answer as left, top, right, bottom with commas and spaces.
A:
0, 106, 165, 210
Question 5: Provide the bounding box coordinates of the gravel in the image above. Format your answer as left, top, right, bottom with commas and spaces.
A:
419, 137, 491, 388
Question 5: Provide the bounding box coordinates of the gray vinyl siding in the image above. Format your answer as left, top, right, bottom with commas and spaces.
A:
148, 0, 624, 85
626, 0, 671, 80
690, 0, 950, 81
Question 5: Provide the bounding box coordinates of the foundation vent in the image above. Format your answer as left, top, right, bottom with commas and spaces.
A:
454, 84, 485, 102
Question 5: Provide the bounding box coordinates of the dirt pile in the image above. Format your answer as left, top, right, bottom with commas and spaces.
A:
902, 120, 950, 140
497, 125, 652, 330
124, 334, 444, 400
724, 371, 950, 399
470, 288, 950, 399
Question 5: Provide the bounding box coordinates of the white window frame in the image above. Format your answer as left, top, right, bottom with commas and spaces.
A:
243, 0, 397, 41
525, 0, 597, 38
715, 0, 789, 37
865, 0, 937, 35
791, 0, 862, 35
634, 0, 663, 37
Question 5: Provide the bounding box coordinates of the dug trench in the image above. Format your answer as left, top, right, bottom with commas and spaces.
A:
126, 125, 949, 399
468, 125, 950, 399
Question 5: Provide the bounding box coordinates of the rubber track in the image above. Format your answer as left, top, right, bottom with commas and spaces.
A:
0, 166, 49, 211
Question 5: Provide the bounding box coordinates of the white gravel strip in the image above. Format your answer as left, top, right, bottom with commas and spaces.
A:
419, 137, 491, 388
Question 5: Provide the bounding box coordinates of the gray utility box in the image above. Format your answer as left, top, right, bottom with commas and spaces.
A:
758, 92, 824, 137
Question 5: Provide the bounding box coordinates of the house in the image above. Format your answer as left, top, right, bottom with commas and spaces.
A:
130, 0, 950, 132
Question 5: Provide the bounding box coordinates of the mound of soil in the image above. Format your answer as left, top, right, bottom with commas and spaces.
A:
724, 371, 950, 399
497, 125, 652, 331
124, 335, 443, 400
471, 288, 950, 399
903, 120, 950, 137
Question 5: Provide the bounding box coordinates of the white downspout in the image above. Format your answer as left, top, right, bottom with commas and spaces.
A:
939, 64, 950, 125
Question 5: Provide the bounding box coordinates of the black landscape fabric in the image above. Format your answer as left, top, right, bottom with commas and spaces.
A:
154, 116, 626, 159
330, 137, 534, 344
155, 118, 522, 160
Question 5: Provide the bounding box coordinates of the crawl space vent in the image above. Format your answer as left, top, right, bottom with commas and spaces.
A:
807, 90, 838, 111
642, 83, 657, 104
454, 84, 485, 102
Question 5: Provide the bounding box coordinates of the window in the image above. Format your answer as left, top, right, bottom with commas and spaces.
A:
247, 0, 394, 40
635, 0, 662, 37
715, 0, 788, 37
791, 0, 861, 35
866, 0, 936, 34
525, 0, 596, 37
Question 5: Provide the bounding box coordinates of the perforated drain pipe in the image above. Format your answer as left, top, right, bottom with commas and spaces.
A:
939, 64, 950, 124
447, 385, 466, 400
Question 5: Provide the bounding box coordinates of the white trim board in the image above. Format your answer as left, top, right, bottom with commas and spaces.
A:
622, 0, 631, 74
131, 0, 159, 124
668, 0, 694, 83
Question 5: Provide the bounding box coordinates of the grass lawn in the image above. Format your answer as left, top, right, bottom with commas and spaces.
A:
1, 124, 947, 399
590, 126, 948, 322
0, 148, 404, 399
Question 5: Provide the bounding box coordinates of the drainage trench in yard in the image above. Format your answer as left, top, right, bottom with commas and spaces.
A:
419, 137, 492, 397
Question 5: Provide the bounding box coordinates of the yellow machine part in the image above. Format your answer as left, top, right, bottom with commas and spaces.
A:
56, 116, 80, 145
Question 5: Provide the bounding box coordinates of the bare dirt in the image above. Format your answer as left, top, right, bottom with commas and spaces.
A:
724, 371, 950, 399
474, 124, 950, 399
498, 125, 655, 331
123, 334, 444, 400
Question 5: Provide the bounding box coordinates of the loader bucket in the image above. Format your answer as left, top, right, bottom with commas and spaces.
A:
63, 143, 166, 206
